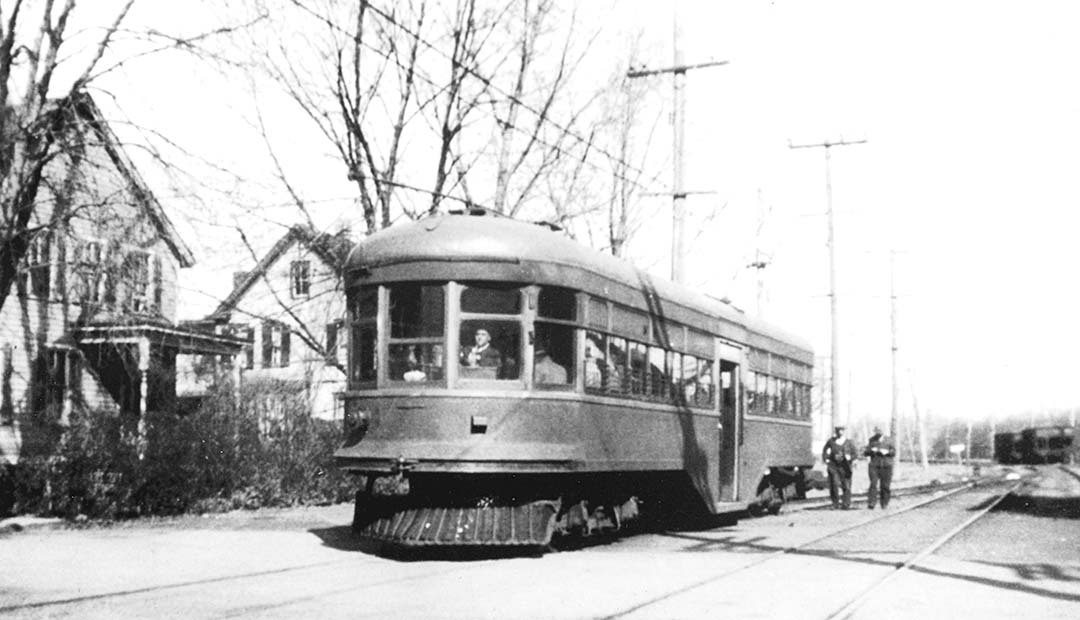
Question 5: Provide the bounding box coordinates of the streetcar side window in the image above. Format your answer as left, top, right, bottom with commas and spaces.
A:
745, 372, 757, 414
584, 332, 621, 393
694, 358, 715, 408
766, 376, 777, 415
538, 286, 576, 321
533, 322, 572, 386
533, 286, 576, 389
648, 347, 668, 400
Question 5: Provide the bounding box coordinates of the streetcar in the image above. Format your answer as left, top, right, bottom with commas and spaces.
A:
334, 208, 815, 547
995, 426, 1076, 465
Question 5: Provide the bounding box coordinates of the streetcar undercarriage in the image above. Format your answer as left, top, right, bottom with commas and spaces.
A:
349, 470, 758, 548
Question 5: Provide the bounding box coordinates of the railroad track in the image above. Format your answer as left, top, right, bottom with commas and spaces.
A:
600, 475, 1028, 619
784, 477, 975, 512
823, 479, 1023, 619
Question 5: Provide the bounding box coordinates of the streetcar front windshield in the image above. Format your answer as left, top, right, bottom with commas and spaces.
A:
387, 283, 445, 383
458, 283, 522, 380
347, 281, 576, 389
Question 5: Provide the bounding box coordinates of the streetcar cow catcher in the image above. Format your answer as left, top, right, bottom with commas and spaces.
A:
335, 208, 815, 548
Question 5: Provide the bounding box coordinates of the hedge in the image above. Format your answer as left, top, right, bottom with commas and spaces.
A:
1, 381, 355, 520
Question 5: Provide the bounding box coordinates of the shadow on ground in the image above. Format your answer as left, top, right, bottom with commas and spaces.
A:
995, 494, 1080, 519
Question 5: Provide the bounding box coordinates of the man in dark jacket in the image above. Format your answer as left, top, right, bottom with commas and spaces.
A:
822, 426, 858, 509
863, 426, 896, 509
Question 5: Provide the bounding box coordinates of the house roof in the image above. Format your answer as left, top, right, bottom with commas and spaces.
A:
62, 92, 196, 268
207, 223, 353, 321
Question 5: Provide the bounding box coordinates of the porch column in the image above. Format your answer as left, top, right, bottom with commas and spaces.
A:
232, 354, 242, 407
137, 336, 150, 456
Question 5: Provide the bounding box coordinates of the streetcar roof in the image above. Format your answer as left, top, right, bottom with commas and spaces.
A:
346, 209, 813, 359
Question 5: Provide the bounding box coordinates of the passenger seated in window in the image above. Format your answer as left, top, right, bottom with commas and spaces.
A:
534, 348, 567, 384
584, 338, 603, 387
461, 328, 501, 368
391, 345, 428, 381
403, 346, 427, 382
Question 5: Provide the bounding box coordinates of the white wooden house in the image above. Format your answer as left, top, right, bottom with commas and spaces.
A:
0, 93, 243, 464
199, 224, 352, 422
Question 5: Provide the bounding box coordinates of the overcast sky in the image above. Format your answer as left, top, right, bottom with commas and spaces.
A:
612, 1, 1080, 426
90, 1, 1080, 428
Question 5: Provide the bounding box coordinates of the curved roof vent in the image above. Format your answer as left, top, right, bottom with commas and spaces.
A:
532, 220, 563, 232
448, 206, 493, 217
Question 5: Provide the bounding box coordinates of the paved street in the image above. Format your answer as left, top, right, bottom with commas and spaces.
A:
1, 466, 1077, 619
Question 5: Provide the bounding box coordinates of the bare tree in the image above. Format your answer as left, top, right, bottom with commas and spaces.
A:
235, 0, 602, 233
0, 1, 259, 315
547, 35, 665, 258
0, 0, 136, 314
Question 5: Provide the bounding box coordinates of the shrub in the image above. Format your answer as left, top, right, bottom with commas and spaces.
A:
9, 379, 354, 520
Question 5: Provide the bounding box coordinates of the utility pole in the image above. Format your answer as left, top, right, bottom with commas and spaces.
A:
909, 373, 930, 469
627, 1, 727, 284
748, 188, 770, 316
788, 136, 866, 436
890, 250, 899, 445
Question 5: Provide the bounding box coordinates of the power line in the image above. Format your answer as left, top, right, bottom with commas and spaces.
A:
351, 0, 664, 195
625, 0, 727, 283
270, 1, 665, 201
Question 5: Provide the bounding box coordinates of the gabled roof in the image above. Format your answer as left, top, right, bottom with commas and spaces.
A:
61, 92, 196, 267
207, 223, 354, 321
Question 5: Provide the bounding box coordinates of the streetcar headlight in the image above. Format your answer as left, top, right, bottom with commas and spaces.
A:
342, 400, 370, 444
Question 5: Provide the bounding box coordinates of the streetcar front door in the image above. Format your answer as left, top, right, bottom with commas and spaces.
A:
718, 359, 739, 502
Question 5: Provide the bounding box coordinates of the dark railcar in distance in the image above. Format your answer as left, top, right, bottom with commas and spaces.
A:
334, 209, 816, 548
996, 426, 1076, 464
994, 432, 1022, 464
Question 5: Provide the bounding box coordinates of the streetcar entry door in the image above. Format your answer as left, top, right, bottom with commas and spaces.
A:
718, 359, 740, 502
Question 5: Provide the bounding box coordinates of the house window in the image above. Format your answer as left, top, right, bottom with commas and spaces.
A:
34, 348, 80, 421
290, 260, 311, 298
222, 324, 255, 370
325, 320, 344, 364
152, 255, 163, 310
242, 325, 255, 370
75, 240, 103, 303
120, 251, 151, 313
261, 321, 291, 368
1, 343, 13, 425
22, 234, 51, 299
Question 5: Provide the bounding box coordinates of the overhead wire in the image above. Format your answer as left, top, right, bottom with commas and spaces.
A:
278, 0, 667, 200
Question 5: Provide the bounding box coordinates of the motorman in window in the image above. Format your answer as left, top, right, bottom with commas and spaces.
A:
462, 328, 501, 368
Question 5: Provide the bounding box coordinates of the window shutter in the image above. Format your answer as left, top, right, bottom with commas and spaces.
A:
261, 321, 272, 368
280, 327, 290, 367
325, 322, 338, 363
153, 255, 163, 310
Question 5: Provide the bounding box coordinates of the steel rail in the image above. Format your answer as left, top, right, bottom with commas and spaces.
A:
784, 478, 973, 512
825, 480, 1025, 620
601, 481, 982, 619
1059, 464, 1080, 483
